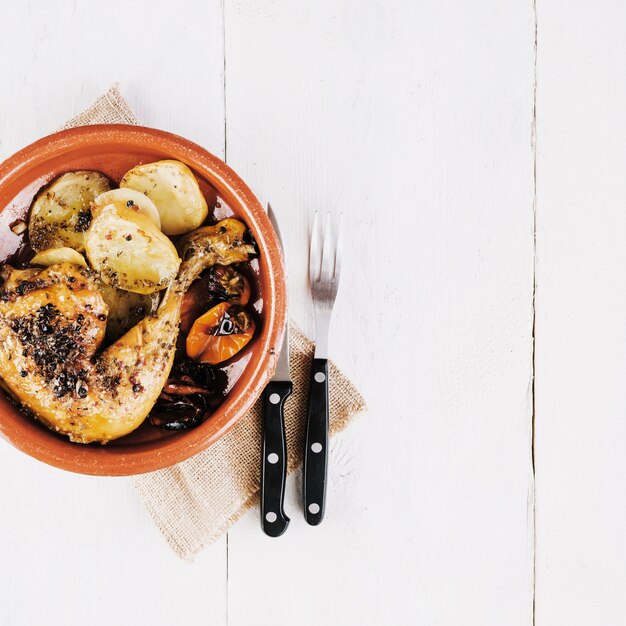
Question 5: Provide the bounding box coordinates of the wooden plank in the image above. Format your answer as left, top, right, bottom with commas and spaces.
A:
534, 2, 626, 624
224, 1, 536, 623
0, 1, 228, 624
0, 0, 224, 156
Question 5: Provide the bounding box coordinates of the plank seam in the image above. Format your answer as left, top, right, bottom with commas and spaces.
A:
222, 1, 230, 625
222, 0, 228, 165
531, 1, 538, 624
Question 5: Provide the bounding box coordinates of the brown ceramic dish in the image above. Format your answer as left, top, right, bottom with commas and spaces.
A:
0, 125, 286, 476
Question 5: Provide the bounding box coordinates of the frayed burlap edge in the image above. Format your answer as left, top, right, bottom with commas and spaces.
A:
58, 84, 139, 130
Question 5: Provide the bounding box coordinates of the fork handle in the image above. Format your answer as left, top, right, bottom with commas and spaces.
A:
261, 380, 292, 537
303, 358, 329, 525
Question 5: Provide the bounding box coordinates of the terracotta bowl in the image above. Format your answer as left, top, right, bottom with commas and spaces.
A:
0, 125, 286, 476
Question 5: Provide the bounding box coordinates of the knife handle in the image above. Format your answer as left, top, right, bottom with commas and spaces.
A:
261, 380, 292, 537
303, 358, 329, 525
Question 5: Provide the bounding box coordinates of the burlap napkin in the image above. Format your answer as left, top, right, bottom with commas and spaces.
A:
61, 85, 366, 559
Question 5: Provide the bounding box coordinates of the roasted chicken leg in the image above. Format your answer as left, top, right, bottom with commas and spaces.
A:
0, 219, 255, 443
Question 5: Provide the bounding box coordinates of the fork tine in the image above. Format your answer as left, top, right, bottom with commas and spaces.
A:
320, 213, 334, 283
333, 213, 343, 284
309, 212, 320, 283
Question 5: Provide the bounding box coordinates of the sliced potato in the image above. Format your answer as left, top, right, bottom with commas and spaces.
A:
31, 247, 88, 268
98, 282, 160, 343
85, 200, 181, 294
93, 188, 161, 229
120, 160, 208, 235
29, 171, 111, 252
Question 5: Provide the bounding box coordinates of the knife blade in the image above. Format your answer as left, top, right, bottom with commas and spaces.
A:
260, 203, 292, 537
267, 206, 290, 383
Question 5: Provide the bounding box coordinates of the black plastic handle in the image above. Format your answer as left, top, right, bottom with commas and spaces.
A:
303, 358, 329, 525
260, 380, 292, 537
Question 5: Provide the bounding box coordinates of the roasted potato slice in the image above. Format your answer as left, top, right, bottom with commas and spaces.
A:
120, 160, 208, 235
98, 283, 160, 343
31, 247, 88, 268
85, 200, 181, 294
93, 188, 161, 229
29, 171, 111, 252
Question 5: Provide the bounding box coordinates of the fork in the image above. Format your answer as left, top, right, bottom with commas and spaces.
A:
304, 212, 342, 525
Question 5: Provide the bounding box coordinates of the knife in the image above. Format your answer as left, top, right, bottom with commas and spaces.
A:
260, 204, 292, 537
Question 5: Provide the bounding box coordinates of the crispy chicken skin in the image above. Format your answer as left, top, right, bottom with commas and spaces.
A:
0, 219, 255, 443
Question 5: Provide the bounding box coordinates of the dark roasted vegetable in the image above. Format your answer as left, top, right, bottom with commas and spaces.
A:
204, 265, 251, 305
149, 395, 207, 430
162, 381, 210, 395
180, 265, 251, 335
171, 360, 217, 389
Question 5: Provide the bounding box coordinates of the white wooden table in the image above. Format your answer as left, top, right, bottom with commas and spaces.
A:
0, 1, 624, 624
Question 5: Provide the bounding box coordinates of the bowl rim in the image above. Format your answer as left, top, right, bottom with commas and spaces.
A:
0, 124, 286, 475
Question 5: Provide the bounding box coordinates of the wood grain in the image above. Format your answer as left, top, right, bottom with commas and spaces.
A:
534, 2, 626, 624
0, 0, 544, 623
224, 1, 535, 624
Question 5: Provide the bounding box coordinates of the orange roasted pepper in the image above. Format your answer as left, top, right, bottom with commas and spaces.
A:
186, 302, 255, 365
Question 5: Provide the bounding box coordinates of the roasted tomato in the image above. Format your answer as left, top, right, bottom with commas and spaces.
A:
180, 266, 251, 334
205, 265, 251, 305
186, 302, 255, 364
